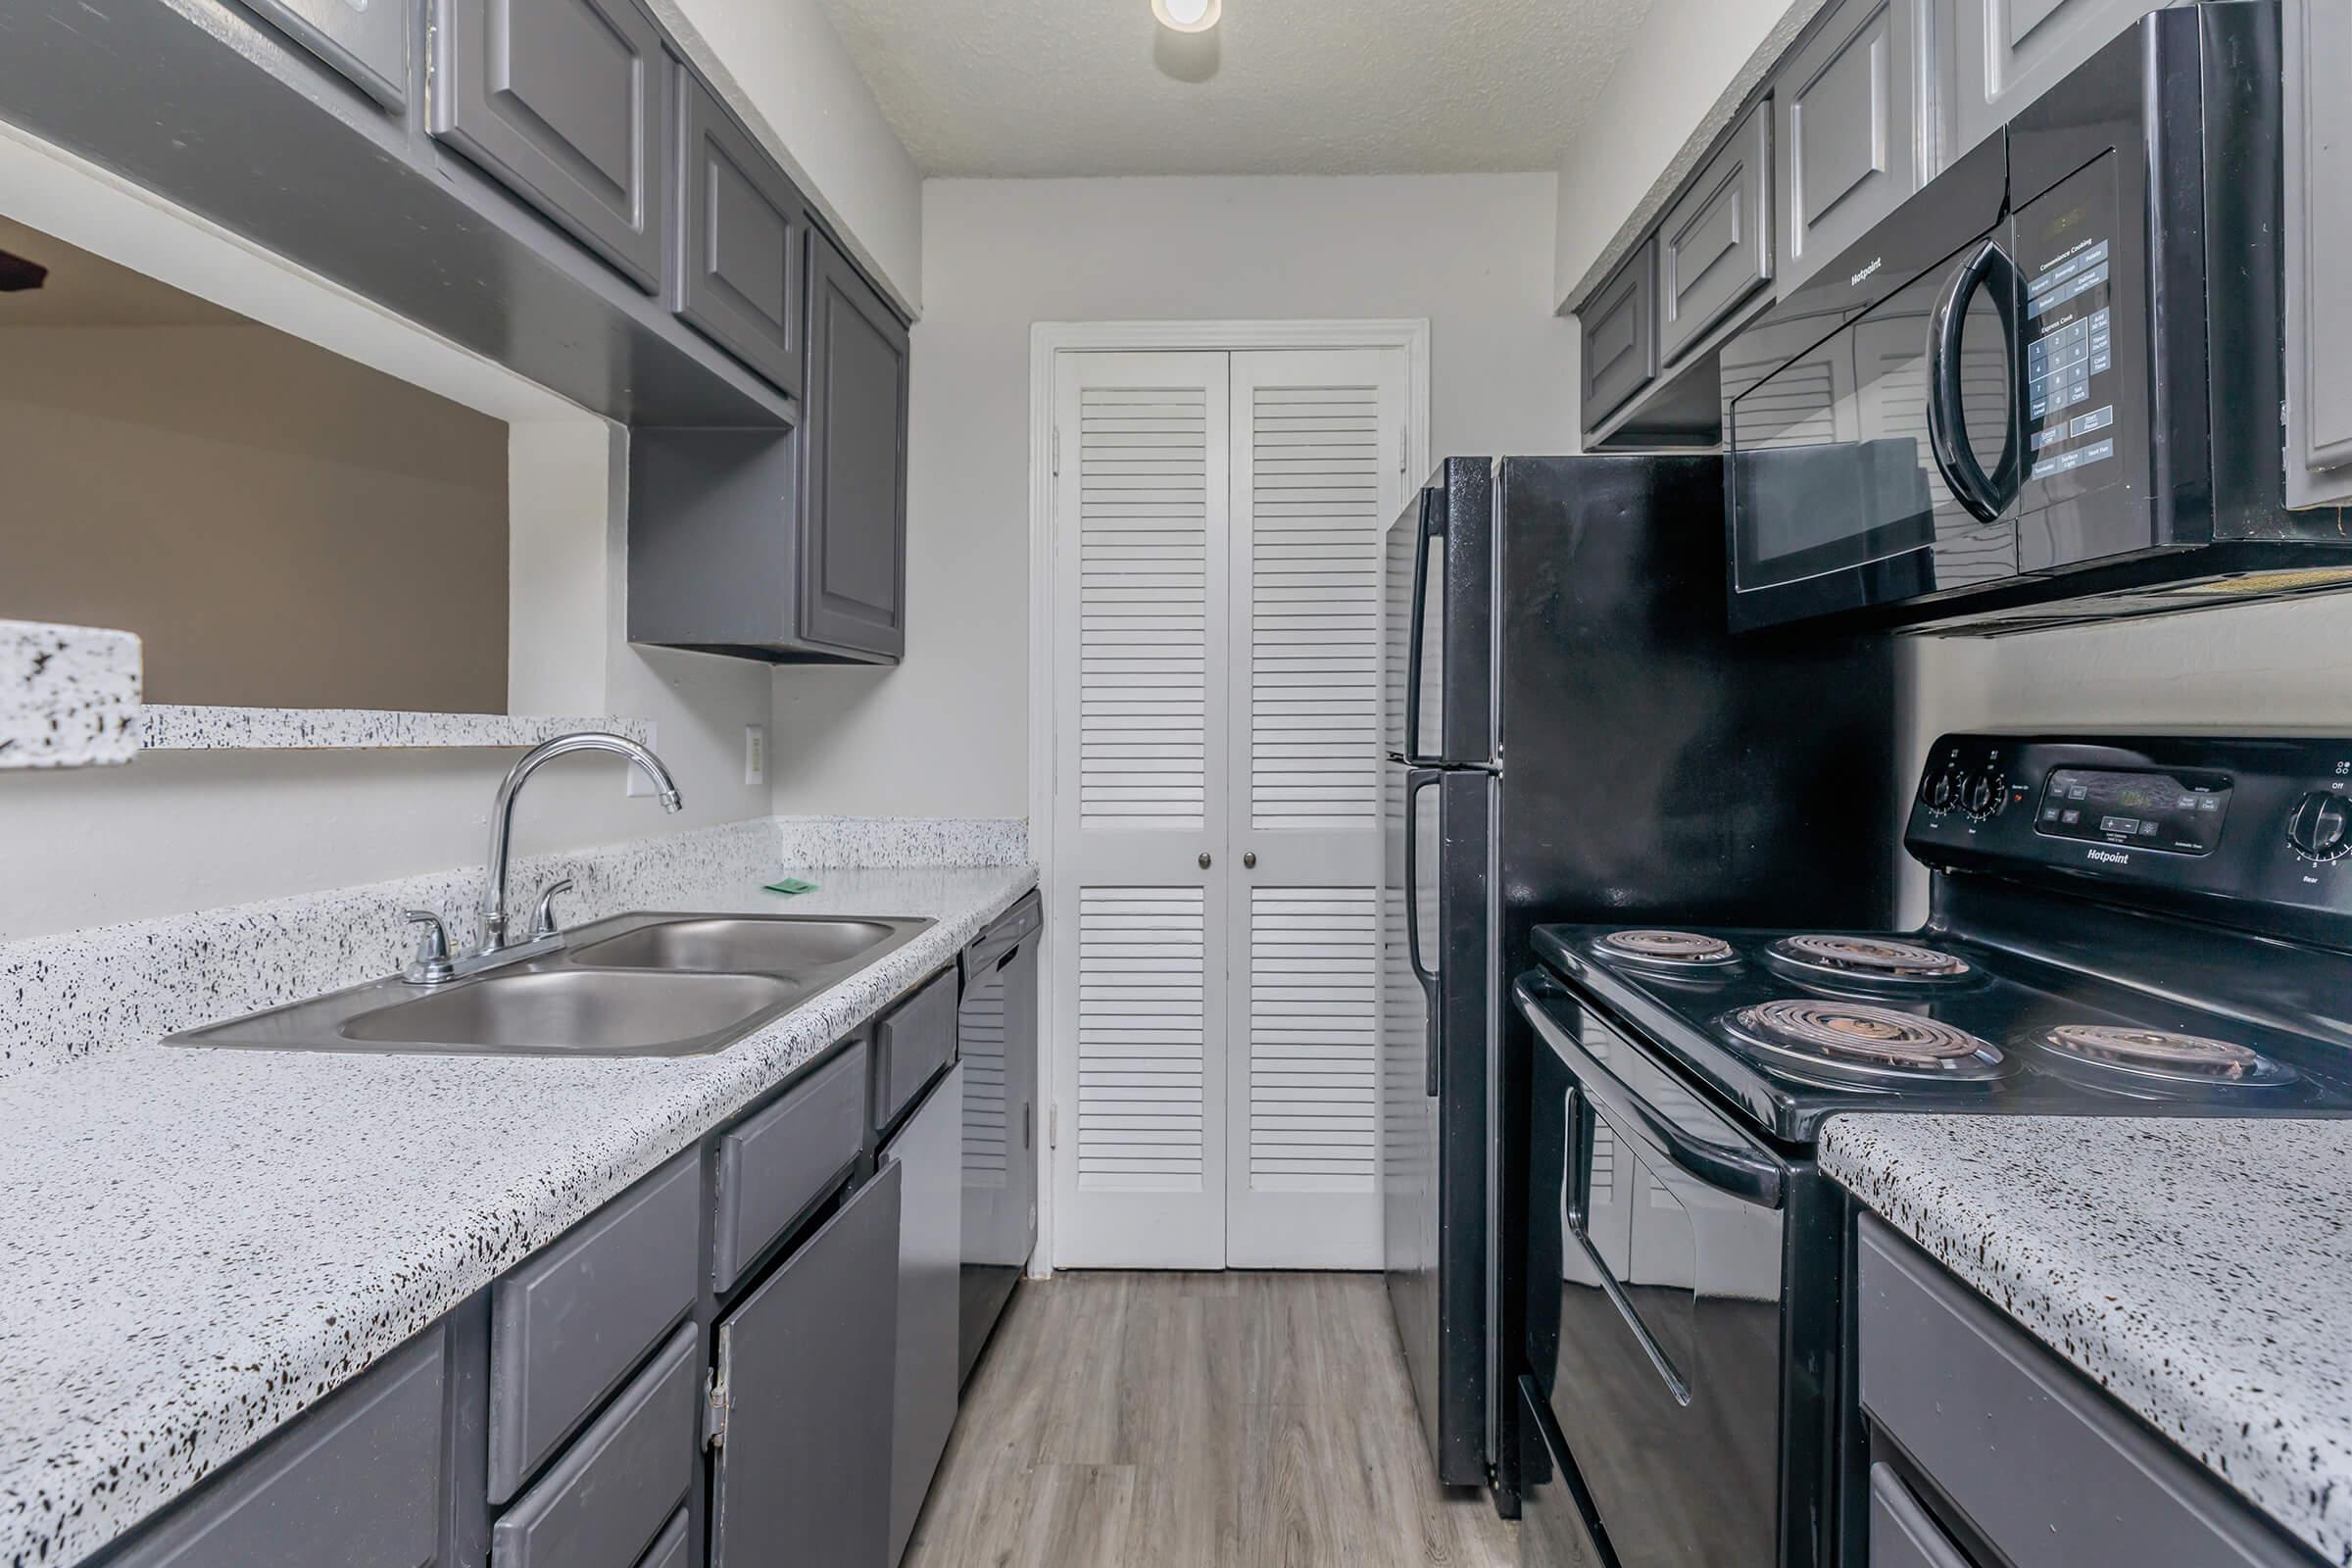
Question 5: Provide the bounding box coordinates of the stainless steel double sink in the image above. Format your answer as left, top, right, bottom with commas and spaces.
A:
170, 912, 934, 1058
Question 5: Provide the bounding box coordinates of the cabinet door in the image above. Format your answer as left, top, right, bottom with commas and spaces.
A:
239, 0, 411, 108
1777, 0, 1920, 297
800, 231, 911, 659
430, 0, 667, 290
883, 1065, 963, 1566
2286, 0, 2352, 509
1580, 237, 1658, 426
673, 69, 806, 399
710, 1161, 902, 1568
1939, 0, 2166, 161
1658, 98, 1773, 364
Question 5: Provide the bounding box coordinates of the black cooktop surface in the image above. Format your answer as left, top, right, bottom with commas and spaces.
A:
1533, 919, 2352, 1145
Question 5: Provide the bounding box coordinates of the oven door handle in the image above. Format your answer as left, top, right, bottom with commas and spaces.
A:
1568, 1083, 1696, 1407
1926, 238, 2024, 525
1514, 972, 1786, 1210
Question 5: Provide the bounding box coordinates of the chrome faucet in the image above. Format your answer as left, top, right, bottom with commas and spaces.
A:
402, 732, 682, 983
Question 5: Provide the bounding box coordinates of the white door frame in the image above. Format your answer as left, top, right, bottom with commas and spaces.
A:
1027, 319, 1431, 1273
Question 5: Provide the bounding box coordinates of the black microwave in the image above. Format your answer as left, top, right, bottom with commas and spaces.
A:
1722, 1, 2352, 635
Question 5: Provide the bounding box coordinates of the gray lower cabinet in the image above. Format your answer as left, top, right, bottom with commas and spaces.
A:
1856, 1214, 2314, 1568
801, 230, 912, 660
711, 1161, 904, 1568
430, 0, 669, 290
1657, 96, 1773, 364
1580, 237, 1659, 425
712, 1039, 869, 1294
236, 0, 411, 108
96, 1312, 481, 1568
1934, 0, 2168, 163
884, 1064, 964, 1566
1776, 0, 1920, 297
873, 969, 958, 1134
2285, 0, 2352, 510
491, 1325, 700, 1568
672, 69, 808, 399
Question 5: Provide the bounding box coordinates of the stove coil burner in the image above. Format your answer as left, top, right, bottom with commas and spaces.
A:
1597, 929, 1738, 968
1723, 1000, 2009, 1086
2041, 1024, 2284, 1084
1766, 934, 1973, 985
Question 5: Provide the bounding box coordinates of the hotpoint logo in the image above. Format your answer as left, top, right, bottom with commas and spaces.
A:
1850, 257, 1885, 288
2086, 848, 2132, 866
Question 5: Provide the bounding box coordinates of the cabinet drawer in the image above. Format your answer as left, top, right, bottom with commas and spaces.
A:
873, 968, 957, 1132
492, 1325, 699, 1568
490, 1152, 699, 1501
1857, 1215, 2308, 1568
1658, 97, 1773, 364
1777, 0, 1919, 295
672, 69, 806, 398
712, 1040, 867, 1293
1580, 238, 1658, 425
430, 0, 668, 290
635, 1509, 692, 1568
238, 0, 411, 109
107, 1325, 448, 1568
1869, 1464, 1972, 1568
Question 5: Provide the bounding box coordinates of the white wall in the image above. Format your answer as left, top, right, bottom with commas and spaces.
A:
1553, 0, 1817, 310
766, 172, 1575, 819
653, 0, 924, 315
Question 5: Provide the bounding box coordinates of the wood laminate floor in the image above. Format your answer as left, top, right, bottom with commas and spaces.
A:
903, 1271, 1518, 1568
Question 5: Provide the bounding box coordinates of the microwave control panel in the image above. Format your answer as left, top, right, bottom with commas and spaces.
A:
2018, 160, 2123, 487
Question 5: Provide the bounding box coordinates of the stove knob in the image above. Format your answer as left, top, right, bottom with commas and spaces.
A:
1928, 769, 1964, 813
1964, 773, 2004, 819
2287, 791, 2352, 861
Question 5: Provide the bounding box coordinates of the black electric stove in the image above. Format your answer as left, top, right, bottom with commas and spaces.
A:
1513, 733, 2352, 1568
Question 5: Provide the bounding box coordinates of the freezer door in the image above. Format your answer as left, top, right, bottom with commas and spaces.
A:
1383, 460, 1494, 766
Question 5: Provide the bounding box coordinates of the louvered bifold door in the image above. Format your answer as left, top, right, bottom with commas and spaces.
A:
1223, 348, 1407, 1269
1051, 352, 1233, 1269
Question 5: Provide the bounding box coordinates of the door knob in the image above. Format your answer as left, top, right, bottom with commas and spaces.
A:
1243, 852, 1257, 868
1199, 852, 1212, 869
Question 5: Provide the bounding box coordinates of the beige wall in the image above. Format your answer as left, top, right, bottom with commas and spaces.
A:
767, 172, 1574, 820
0, 323, 509, 710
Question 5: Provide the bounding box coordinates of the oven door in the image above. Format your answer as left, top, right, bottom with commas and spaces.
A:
1515, 971, 1790, 1568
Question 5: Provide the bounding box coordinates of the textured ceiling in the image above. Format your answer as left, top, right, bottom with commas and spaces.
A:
818, 0, 1659, 176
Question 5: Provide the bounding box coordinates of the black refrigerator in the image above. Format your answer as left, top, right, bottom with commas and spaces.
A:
1379, 455, 1899, 1500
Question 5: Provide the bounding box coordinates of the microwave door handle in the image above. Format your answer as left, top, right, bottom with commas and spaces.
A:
1927, 239, 2025, 523
1402, 486, 1442, 766
1403, 769, 1441, 1096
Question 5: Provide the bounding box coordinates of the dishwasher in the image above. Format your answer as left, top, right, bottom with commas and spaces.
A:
956, 891, 1041, 1384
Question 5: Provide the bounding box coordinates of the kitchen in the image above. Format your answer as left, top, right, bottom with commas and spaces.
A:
1, 0, 2347, 1565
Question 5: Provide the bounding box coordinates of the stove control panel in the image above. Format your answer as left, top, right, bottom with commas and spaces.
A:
1907, 735, 2352, 945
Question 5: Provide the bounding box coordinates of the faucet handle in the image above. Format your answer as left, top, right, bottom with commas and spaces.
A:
402, 910, 457, 985
530, 878, 575, 942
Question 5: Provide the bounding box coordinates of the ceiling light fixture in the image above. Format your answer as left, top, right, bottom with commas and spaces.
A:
1151, 0, 1220, 32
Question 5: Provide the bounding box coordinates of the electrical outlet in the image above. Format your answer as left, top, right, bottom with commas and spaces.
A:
744, 724, 767, 786
624, 722, 661, 797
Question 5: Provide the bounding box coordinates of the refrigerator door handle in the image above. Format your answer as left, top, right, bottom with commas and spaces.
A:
1403, 768, 1442, 1098
1402, 485, 1444, 766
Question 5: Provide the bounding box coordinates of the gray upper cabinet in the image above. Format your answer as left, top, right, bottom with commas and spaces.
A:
2285, 0, 2352, 509
238, 0, 411, 109
801, 230, 912, 660
430, 0, 668, 291
1657, 97, 1774, 364
1936, 0, 2167, 163
1580, 237, 1659, 425
672, 69, 807, 400
711, 1162, 903, 1568
1776, 0, 1920, 297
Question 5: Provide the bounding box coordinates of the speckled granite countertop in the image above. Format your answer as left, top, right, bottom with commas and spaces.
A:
0, 858, 1035, 1568
1822, 1115, 2352, 1565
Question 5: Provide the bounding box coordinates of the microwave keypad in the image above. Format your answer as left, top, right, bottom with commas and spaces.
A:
2024, 236, 2115, 479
